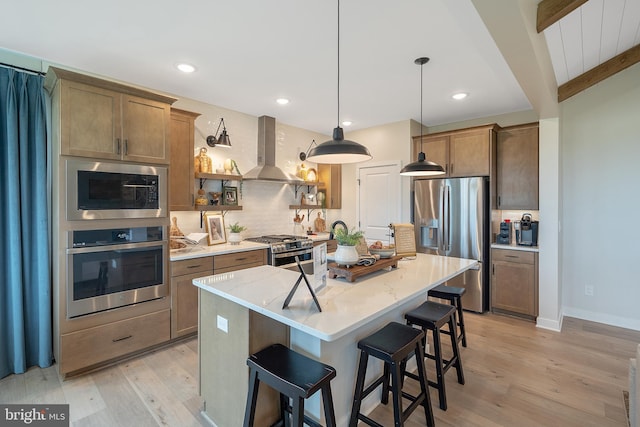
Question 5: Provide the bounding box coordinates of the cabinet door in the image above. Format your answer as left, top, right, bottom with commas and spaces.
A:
122, 95, 170, 164
60, 80, 121, 160
169, 109, 199, 211
418, 135, 449, 175
497, 124, 539, 209
317, 164, 342, 209
449, 129, 491, 177
491, 249, 537, 318
171, 271, 204, 338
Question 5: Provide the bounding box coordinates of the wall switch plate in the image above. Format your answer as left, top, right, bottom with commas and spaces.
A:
216, 315, 228, 333
585, 285, 594, 296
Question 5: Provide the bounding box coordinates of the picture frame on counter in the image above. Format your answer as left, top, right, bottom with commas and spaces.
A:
223, 186, 238, 206
205, 213, 226, 245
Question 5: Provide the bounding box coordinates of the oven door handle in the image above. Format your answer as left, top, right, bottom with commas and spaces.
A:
67, 240, 166, 254
272, 249, 313, 259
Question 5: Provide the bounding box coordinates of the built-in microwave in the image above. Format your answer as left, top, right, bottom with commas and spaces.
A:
66, 159, 167, 220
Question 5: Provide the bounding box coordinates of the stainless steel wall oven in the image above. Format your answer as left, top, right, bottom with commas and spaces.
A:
66, 225, 168, 318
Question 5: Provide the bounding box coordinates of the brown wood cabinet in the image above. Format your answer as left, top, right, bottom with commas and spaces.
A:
314, 239, 337, 253
496, 123, 539, 210
213, 249, 268, 274
317, 164, 342, 209
491, 248, 538, 320
169, 108, 200, 210
44, 66, 175, 164
412, 124, 498, 177
170, 256, 213, 338
59, 309, 170, 375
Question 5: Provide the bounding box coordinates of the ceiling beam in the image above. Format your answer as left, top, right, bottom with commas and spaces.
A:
558, 44, 640, 102
472, 0, 559, 119
537, 0, 588, 33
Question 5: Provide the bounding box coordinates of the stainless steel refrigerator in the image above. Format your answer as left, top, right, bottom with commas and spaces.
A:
413, 177, 489, 312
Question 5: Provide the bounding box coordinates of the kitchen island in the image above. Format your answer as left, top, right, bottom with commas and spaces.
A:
193, 253, 478, 426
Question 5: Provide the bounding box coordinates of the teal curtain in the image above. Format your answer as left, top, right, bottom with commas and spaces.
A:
0, 67, 52, 378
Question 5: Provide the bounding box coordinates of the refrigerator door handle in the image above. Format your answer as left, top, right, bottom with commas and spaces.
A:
439, 184, 446, 252
444, 184, 451, 251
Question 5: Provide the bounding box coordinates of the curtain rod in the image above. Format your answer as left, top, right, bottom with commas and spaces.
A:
0, 61, 45, 76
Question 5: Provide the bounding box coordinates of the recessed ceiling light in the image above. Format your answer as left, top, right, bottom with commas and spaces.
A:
176, 63, 196, 73
452, 92, 468, 100
341, 121, 352, 126
276, 98, 290, 105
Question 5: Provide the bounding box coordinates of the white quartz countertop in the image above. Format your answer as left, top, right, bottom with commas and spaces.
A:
170, 240, 269, 261
193, 253, 477, 342
491, 242, 539, 252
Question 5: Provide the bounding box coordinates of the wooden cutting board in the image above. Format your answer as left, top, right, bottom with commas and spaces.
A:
327, 256, 402, 282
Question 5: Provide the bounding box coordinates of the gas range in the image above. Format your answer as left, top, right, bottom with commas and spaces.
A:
246, 234, 313, 253
245, 234, 313, 268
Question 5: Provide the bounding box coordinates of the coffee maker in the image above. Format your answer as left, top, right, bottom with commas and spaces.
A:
515, 213, 539, 246
496, 219, 512, 244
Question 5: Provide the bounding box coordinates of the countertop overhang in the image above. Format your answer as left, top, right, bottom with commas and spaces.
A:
193, 253, 478, 342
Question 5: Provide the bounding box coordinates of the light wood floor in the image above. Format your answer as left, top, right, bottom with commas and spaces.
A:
1, 313, 638, 427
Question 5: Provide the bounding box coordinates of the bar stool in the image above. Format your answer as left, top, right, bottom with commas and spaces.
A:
428, 284, 468, 347
404, 301, 465, 411
349, 322, 434, 427
243, 343, 337, 427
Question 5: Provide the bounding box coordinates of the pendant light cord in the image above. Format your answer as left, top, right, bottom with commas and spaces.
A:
419, 60, 423, 151
337, 0, 341, 126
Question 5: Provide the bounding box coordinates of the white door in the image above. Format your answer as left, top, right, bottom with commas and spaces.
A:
357, 162, 401, 245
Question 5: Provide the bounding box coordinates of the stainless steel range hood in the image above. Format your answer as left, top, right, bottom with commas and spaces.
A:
243, 115, 303, 183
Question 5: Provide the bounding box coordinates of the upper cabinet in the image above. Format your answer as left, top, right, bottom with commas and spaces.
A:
317, 164, 342, 209
412, 124, 499, 177
169, 108, 200, 211
45, 67, 176, 164
496, 123, 539, 210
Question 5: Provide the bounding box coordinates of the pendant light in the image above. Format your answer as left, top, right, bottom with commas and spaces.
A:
400, 57, 445, 176
305, 0, 372, 164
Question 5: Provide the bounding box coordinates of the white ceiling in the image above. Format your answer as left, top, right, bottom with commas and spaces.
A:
1, 1, 635, 135
0, 0, 535, 134
543, 0, 640, 85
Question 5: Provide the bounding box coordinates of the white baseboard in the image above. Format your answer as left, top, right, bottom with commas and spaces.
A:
536, 314, 563, 332
562, 307, 640, 331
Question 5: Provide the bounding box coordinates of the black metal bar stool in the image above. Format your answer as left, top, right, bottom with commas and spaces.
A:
428, 284, 468, 347
243, 343, 337, 427
349, 322, 434, 427
404, 301, 465, 411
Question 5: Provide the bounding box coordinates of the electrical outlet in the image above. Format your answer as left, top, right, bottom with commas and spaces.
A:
216, 315, 228, 333
585, 285, 594, 296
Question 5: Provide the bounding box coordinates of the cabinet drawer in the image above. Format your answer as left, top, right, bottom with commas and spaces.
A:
215, 261, 266, 275
492, 249, 535, 264
214, 249, 267, 271
171, 256, 214, 276
60, 309, 170, 374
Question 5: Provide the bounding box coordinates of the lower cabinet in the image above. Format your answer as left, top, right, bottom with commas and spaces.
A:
170, 256, 214, 338
213, 249, 268, 274
314, 239, 337, 253
59, 309, 170, 375
491, 248, 538, 320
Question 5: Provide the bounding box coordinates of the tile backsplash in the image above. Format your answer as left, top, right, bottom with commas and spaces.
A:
170, 181, 337, 242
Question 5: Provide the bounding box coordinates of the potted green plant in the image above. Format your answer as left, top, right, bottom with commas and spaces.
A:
332, 227, 364, 266
227, 222, 246, 245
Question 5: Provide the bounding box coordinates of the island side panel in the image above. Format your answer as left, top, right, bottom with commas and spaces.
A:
289, 296, 427, 426
199, 290, 288, 427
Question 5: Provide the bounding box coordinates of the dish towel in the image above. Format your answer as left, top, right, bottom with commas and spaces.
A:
357, 255, 378, 266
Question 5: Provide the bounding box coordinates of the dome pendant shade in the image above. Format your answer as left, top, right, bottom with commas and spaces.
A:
400, 56, 445, 177
400, 151, 445, 176
305, 126, 372, 164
